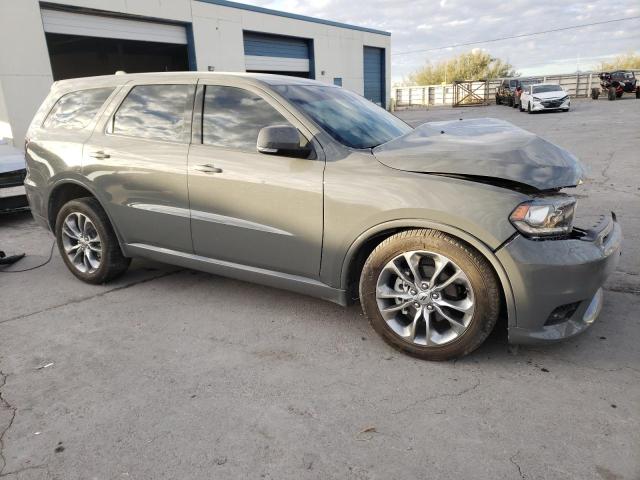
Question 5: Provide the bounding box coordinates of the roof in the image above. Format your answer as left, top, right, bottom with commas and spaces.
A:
196, 0, 391, 36
51, 71, 336, 93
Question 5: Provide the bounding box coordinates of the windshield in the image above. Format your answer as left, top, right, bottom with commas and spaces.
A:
532, 85, 563, 94
272, 85, 412, 149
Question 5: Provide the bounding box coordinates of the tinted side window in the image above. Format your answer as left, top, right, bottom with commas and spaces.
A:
509, 80, 517, 88
43, 88, 114, 130
202, 86, 290, 151
112, 84, 193, 142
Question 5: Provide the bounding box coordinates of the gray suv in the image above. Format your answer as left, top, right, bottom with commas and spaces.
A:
24, 72, 622, 360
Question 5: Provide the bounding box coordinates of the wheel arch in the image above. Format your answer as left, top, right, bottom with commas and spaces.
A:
47, 179, 126, 249
340, 219, 516, 327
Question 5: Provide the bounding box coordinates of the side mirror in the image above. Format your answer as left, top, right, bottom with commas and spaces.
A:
257, 125, 307, 156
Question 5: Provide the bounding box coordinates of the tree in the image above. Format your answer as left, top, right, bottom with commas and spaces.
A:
600, 52, 640, 71
406, 50, 517, 85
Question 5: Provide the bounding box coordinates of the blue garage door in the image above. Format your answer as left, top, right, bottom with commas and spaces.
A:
243, 31, 312, 78
363, 46, 385, 106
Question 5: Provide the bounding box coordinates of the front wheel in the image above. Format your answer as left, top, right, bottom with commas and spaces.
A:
608, 87, 616, 101
55, 197, 130, 284
359, 230, 500, 361
527, 102, 533, 114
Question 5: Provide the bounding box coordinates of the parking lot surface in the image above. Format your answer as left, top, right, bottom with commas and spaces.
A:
1, 98, 638, 480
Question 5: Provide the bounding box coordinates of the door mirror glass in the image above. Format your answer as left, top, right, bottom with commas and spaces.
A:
257, 125, 308, 156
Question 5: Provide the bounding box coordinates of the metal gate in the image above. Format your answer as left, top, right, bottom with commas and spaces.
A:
452, 80, 489, 107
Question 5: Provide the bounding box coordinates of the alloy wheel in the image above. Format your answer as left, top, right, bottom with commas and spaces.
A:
375, 250, 475, 347
61, 212, 102, 274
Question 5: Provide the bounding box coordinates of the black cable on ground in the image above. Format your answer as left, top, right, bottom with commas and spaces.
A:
0, 239, 56, 273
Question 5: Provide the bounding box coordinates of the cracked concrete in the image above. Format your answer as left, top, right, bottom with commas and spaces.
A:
0, 371, 17, 477
0, 98, 638, 479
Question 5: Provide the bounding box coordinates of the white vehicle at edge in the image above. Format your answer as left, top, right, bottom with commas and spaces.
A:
520, 83, 570, 113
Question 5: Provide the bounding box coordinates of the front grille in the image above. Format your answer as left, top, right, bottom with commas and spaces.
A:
542, 100, 563, 108
0, 168, 26, 188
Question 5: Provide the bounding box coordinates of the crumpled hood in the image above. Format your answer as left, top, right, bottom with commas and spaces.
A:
373, 118, 584, 191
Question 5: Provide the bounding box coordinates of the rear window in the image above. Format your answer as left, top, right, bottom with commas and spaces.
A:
112, 84, 194, 142
43, 87, 114, 130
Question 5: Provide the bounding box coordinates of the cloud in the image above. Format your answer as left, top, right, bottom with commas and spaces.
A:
242, 0, 640, 82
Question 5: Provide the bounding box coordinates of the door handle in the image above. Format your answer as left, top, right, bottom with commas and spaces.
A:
194, 164, 223, 174
89, 150, 110, 159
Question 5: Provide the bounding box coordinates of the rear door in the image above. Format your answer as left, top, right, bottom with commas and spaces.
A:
84, 80, 196, 253
187, 80, 324, 278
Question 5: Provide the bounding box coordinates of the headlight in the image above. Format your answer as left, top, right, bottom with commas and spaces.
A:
509, 195, 576, 239
532, 96, 541, 101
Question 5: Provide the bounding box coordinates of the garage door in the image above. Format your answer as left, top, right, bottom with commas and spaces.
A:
40, 9, 189, 80
363, 46, 385, 106
243, 32, 312, 78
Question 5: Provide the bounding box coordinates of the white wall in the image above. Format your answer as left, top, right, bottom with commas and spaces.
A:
0, 0, 54, 146
0, 0, 391, 147
191, 2, 390, 99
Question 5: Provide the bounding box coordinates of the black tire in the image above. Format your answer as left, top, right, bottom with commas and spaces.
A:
608, 87, 616, 101
636, 87, 640, 99
55, 197, 130, 284
519, 103, 525, 112
527, 102, 533, 114
591, 88, 599, 100
508, 97, 514, 107
359, 229, 500, 361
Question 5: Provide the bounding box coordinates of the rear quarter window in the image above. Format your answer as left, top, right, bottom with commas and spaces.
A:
43, 87, 114, 130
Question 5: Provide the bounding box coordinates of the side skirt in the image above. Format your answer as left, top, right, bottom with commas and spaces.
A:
126, 243, 348, 306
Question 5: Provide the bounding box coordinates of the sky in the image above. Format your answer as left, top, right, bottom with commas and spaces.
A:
238, 0, 640, 84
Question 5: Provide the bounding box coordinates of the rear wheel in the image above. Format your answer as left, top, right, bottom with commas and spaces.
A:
359, 230, 500, 361
55, 197, 130, 284
636, 87, 640, 99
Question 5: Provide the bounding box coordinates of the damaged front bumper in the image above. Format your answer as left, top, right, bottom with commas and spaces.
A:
497, 213, 622, 344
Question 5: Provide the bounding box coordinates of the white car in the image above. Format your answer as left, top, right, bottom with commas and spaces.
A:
520, 83, 570, 113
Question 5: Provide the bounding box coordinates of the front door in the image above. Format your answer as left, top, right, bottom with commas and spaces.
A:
187, 82, 324, 278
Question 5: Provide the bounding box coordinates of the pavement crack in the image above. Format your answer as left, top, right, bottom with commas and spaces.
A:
0, 270, 181, 326
509, 451, 526, 479
604, 286, 640, 296
391, 379, 480, 415
0, 371, 17, 477
0, 464, 48, 479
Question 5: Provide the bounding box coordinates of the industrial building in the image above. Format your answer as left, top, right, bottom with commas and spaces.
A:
0, 0, 391, 147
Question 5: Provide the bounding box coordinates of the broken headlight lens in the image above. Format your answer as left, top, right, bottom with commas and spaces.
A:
509, 195, 576, 239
